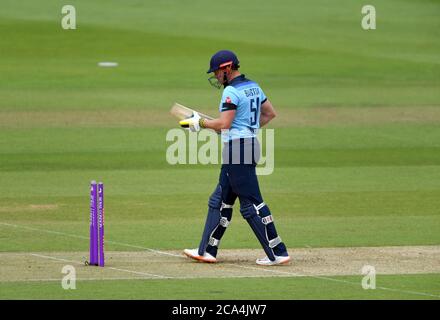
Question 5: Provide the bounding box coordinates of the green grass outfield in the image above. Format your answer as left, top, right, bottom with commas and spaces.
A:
1, 275, 440, 300
0, 0, 439, 299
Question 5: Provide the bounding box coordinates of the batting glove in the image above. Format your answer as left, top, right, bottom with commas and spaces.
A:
179, 111, 203, 132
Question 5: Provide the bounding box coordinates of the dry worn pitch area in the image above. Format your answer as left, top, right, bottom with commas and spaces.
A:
1, 246, 439, 282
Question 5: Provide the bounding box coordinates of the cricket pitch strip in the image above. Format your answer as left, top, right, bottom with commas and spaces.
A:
1, 246, 439, 282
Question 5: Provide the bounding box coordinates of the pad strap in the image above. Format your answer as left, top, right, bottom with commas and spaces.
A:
261, 215, 274, 225
208, 237, 220, 247
220, 217, 230, 228
254, 202, 266, 213
269, 236, 282, 248
221, 202, 233, 210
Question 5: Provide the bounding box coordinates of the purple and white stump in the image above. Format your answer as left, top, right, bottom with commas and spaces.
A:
89, 181, 98, 266
98, 182, 105, 267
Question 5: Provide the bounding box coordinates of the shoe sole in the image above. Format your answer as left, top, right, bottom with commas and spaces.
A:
183, 251, 217, 263
256, 256, 291, 266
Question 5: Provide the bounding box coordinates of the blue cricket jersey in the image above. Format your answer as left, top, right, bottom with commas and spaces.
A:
219, 74, 267, 142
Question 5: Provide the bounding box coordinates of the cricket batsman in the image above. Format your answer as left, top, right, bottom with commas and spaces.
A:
180, 50, 290, 266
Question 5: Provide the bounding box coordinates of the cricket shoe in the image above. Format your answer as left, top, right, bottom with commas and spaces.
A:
183, 249, 217, 263
256, 254, 291, 266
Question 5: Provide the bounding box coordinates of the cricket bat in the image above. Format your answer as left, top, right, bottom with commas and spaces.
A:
170, 102, 214, 121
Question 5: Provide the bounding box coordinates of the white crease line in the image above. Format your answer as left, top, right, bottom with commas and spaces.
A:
27, 254, 288, 282
1, 277, 152, 283
1, 274, 290, 283
1, 222, 89, 240
0, 222, 182, 258
4, 222, 440, 298
105, 241, 183, 258
30, 253, 83, 265
225, 263, 440, 299
30, 253, 168, 279
29, 254, 287, 281
373, 285, 440, 299
224, 263, 304, 277
107, 266, 168, 279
